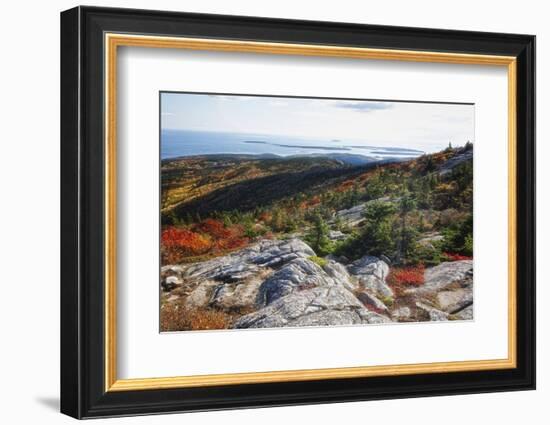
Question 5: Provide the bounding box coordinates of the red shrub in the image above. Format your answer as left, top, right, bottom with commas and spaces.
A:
387, 264, 425, 287
161, 227, 212, 263
217, 238, 248, 250
443, 252, 473, 261
162, 220, 251, 264
195, 218, 231, 239
197, 219, 249, 253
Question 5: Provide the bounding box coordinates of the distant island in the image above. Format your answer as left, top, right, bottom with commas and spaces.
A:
349, 146, 425, 154
243, 140, 424, 154
244, 140, 352, 151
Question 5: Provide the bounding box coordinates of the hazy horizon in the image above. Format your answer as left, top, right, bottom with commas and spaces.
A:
161, 92, 475, 155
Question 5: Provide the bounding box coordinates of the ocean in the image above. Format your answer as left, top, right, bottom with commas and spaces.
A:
160, 129, 424, 160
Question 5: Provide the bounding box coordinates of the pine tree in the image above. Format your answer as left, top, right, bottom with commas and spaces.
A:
306, 213, 333, 256
395, 192, 418, 263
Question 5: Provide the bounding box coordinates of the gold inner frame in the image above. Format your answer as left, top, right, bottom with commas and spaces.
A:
104, 33, 517, 392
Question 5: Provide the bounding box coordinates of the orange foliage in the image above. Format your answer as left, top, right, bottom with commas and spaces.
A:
357, 172, 374, 182
212, 224, 248, 251
337, 180, 355, 192
195, 219, 248, 252
258, 212, 272, 222
161, 227, 212, 263
195, 218, 231, 239
162, 219, 250, 264
299, 195, 321, 210
308, 196, 321, 207
387, 264, 425, 287
160, 304, 232, 331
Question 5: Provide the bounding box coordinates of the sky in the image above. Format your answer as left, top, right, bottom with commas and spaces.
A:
161, 92, 474, 153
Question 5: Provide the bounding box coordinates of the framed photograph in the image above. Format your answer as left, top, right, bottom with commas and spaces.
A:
60, 6, 535, 419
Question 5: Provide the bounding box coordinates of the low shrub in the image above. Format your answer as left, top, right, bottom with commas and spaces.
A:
442, 252, 473, 261
160, 304, 232, 331
161, 220, 250, 264
409, 243, 443, 266
195, 218, 231, 239
387, 264, 425, 287
161, 227, 212, 264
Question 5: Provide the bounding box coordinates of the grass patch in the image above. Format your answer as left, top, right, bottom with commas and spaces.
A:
308, 255, 328, 267
160, 303, 233, 331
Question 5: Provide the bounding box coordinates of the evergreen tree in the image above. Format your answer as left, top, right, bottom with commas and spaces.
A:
305, 213, 333, 256
337, 201, 396, 260
364, 174, 385, 200
395, 193, 418, 263
442, 214, 473, 256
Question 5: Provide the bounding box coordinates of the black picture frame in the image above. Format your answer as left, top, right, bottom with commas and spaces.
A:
61, 5, 536, 419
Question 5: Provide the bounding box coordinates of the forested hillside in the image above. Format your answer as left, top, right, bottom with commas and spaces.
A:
160, 143, 474, 331
161, 143, 473, 267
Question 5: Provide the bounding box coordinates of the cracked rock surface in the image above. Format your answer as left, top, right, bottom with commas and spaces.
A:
161, 238, 474, 329
234, 285, 390, 329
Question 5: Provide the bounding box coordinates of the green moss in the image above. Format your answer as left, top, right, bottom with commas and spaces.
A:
308, 255, 328, 267
381, 296, 394, 307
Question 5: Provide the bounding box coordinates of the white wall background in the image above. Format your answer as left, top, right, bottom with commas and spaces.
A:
0, 0, 545, 423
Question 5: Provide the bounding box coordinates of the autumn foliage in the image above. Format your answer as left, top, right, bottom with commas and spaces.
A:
195, 218, 249, 252
161, 219, 249, 264
299, 195, 321, 210
387, 264, 425, 287
258, 212, 272, 222
337, 180, 355, 192
442, 252, 473, 261
195, 218, 232, 239
160, 304, 232, 331
161, 227, 211, 264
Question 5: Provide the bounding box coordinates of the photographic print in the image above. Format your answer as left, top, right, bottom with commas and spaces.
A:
160, 92, 474, 332
61, 9, 535, 417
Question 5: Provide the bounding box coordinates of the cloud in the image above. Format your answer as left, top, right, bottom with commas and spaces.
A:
334, 101, 393, 113
161, 112, 174, 116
